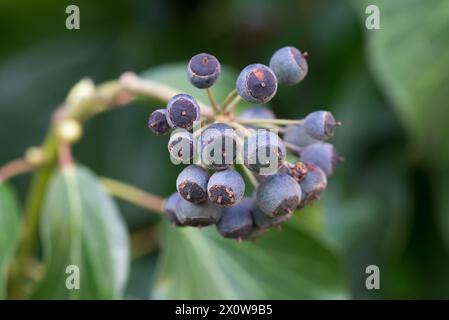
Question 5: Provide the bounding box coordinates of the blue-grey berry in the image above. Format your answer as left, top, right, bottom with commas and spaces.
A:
243, 130, 286, 175
283, 123, 318, 148
238, 106, 275, 120
175, 197, 221, 227
300, 142, 340, 176
148, 109, 171, 135
299, 163, 327, 207
269, 46, 308, 86
166, 94, 200, 130
304, 111, 339, 140
217, 198, 254, 239
176, 165, 209, 203
164, 192, 183, 226
236, 64, 278, 103
168, 130, 195, 163
187, 53, 221, 89
198, 123, 239, 170
207, 169, 245, 207
256, 173, 301, 217
252, 203, 292, 228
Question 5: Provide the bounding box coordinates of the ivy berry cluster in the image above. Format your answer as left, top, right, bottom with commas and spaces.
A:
147, 47, 341, 241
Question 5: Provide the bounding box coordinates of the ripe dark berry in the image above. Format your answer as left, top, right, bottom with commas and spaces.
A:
243, 130, 286, 175
236, 64, 278, 103
269, 46, 308, 86
304, 111, 339, 140
175, 197, 221, 227
166, 94, 200, 130
148, 109, 171, 135
300, 142, 340, 176
176, 165, 209, 203
216, 198, 253, 239
187, 53, 221, 89
207, 169, 245, 207
256, 173, 301, 217
164, 192, 183, 226
252, 203, 292, 229
168, 130, 195, 163
238, 106, 275, 120
299, 163, 327, 207
198, 123, 239, 170
283, 123, 318, 148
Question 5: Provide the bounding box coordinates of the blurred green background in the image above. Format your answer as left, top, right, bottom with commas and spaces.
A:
1, 0, 449, 299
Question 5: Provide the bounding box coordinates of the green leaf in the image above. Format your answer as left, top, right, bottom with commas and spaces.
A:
358, 0, 449, 165
0, 182, 21, 299
152, 221, 347, 299
32, 165, 130, 299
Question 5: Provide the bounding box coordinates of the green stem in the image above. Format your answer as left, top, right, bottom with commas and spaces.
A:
100, 177, 165, 214
222, 89, 238, 109
237, 118, 304, 126
222, 95, 241, 113
206, 88, 220, 112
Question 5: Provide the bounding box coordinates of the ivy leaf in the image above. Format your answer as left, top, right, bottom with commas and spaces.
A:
357, 0, 449, 166
32, 165, 130, 299
0, 182, 21, 299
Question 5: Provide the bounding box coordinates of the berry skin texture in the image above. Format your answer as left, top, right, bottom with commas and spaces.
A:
168, 130, 195, 163
187, 53, 221, 89
269, 46, 308, 86
166, 93, 200, 130
198, 123, 239, 170
252, 203, 292, 229
300, 142, 339, 176
148, 109, 171, 135
175, 197, 222, 227
164, 192, 184, 226
217, 198, 254, 239
244, 130, 286, 175
236, 64, 278, 103
299, 163, 327, 207
304, 111, 339, 140
256, 173, 302, 217
207, 169, 245, 207
238, 106, 275, 120
283, 123, 318, 149
176, 165, 209, 203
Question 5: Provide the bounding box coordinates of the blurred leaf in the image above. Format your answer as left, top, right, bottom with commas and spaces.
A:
356, 0, 449, 166
32, 165, 130, 299
0, 182, 21, 299
436, 171, 449, 252
153, 222, 347, 299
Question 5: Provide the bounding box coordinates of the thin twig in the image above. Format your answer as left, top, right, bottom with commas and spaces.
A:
206, 87, 220, 112
0, 158, 35, 182
119, 72, 213, 118
222, 95, 242, 113
283, 141, 303, 155
222, 89, 238, 109
100, 177, 165, 214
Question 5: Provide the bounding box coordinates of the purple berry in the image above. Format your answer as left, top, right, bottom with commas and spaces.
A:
299, 163, 327, 206
300, 142, 340, 176
187, 53, 221, 89
238, 106, 275, 120
304, 111, 339, 140
256, 173, 301, 217
252, 203, 292, 228
198, 123, 239, 170
283, 123, 318, 148
269, 46, 308, 86
175, 197, 221, 227
217, 198, 254, 239
207, 169, 245, 207
166, 94, 200, 130
243, 130, 286, 175
164, 192, 183, 226
168, 130, 195, 163
176, 165, 209, 203
236, 64, 278, 103
148, 109, 171, 135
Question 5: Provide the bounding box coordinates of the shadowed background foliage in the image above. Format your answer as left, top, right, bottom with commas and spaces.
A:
1, 0, 449, 299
